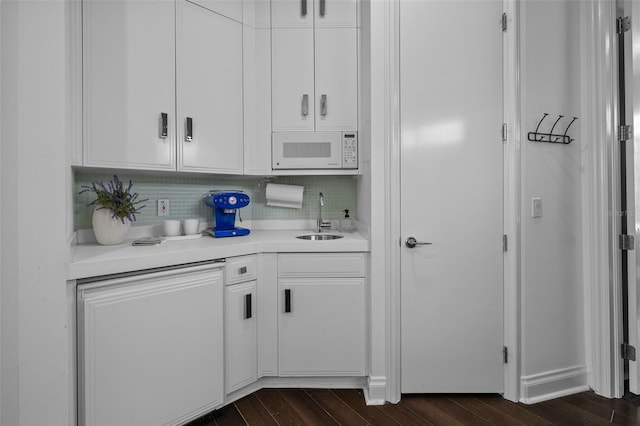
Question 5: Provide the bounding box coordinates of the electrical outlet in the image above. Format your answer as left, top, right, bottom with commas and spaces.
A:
158, 199, 170, 216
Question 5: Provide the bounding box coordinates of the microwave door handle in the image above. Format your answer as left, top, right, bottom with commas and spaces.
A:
302, 94, 309, 117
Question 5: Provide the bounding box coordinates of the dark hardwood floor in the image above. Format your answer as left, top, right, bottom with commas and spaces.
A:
187, 389, 640, 425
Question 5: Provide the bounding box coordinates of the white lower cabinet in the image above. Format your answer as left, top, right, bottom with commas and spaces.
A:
225, 255, 259, 394
225, 280, 258, 393
277, 253, 365, 376
77, 263, 224, 426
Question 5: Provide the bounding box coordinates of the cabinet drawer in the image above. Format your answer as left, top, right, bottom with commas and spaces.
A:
226, 255, 258, 285
278, 253, 365, 277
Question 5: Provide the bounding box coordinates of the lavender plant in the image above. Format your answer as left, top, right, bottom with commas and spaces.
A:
79, 175, 148, 223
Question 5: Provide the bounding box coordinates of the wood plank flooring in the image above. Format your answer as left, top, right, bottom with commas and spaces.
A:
187, 389, 640, 425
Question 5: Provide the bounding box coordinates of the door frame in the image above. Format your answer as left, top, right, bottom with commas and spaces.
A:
581, 0, 625, 399
379, 0, 520, 403
376, 0, 627, 403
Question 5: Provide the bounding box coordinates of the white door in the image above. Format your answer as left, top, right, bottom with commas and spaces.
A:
625, 0, 640, 394
400, 0, 504, 393
177, 0, 243, 174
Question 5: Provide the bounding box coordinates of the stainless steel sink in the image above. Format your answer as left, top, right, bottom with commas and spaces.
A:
296, 233, 344, 241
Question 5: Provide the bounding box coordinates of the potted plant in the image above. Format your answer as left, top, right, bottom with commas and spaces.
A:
79, 175, 147, 245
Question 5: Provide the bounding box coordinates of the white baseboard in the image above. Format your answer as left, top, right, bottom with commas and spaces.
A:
520, 365, 589, 404
364, 376, 386, 405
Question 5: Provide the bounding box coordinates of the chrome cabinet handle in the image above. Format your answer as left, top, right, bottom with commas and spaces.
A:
301, 0, 307, 17
185, 117, 193, 142
302, 94, 309, 117
405, 236, 432, 248
320, 94, 327, 116
160, 112, 168, 138
319, 0, 326, 17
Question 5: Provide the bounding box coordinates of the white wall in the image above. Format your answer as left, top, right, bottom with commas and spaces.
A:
519, 0, 587, 402
356, 0, 372, 231
1, 1, 71, 424
0, 0, 3, 419
361, 0, 390, 403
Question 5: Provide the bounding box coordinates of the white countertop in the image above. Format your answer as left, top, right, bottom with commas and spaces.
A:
68, 229, 369, 280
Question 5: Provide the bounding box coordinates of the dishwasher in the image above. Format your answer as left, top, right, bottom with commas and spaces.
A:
76, 260, 225, 426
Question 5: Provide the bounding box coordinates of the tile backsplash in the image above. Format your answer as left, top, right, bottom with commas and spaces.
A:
74, 171, 357, 230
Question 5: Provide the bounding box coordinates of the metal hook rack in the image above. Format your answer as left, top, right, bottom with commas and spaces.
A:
527, 113, 578, 144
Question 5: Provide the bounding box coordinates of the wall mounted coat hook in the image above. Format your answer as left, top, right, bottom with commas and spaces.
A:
528, 113, 577, 144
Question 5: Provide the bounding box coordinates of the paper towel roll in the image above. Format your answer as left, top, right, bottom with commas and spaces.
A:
266, 183, 304, 209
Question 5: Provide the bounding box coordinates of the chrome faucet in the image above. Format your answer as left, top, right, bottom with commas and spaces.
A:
317, 192, 324, 233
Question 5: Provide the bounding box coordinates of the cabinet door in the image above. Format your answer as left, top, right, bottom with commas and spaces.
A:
314, 0, 357, 28
225, 281, 258, 393
271, 0, 314, 28
83, 0, 176, 170
315, 28, 358, 131
272, 29, 315, 131
189, 0, 243, 22
272, 0, 356, 28
177, 0, 244, 173
278, 278, 365, 376
78, 267, 224, 426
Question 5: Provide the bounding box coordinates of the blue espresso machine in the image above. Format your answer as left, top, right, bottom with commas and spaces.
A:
204, 191, 251, 237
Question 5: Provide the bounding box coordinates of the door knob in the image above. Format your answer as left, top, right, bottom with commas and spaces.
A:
405, 236, 432, 248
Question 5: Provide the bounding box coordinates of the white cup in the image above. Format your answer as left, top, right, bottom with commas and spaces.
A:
163, 220, 181, 237
183, 219, 199, 235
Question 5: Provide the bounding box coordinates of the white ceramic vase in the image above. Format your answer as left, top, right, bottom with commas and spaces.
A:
92, 207, 130, 245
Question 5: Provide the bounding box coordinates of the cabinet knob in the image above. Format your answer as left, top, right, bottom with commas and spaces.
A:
301, 0, 307, 17
319, 0, 326, 17
302, 94, 309, 117
239, 266, 247, 275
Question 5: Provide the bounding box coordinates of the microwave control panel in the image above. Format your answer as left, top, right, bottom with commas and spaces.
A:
342, 133, 358, 169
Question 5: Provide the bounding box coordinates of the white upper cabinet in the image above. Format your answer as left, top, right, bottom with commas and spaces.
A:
177, 0, 243, 173
271, 0, 356, 28
271, 0, 358, 134
271, 29, 315, 131
83, 0, 176, 170
315, 28, 357, 131
271, 27, 357, 132
189, 0, 243, 22
83, 0, 244, 174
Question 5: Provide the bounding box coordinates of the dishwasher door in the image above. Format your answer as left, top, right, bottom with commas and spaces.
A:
77, 261, 225, 426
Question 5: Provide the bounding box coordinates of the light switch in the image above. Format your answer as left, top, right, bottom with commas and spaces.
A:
531, 197, 542, 218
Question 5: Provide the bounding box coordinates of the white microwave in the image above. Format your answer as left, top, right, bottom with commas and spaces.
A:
272, 132, 358, 170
